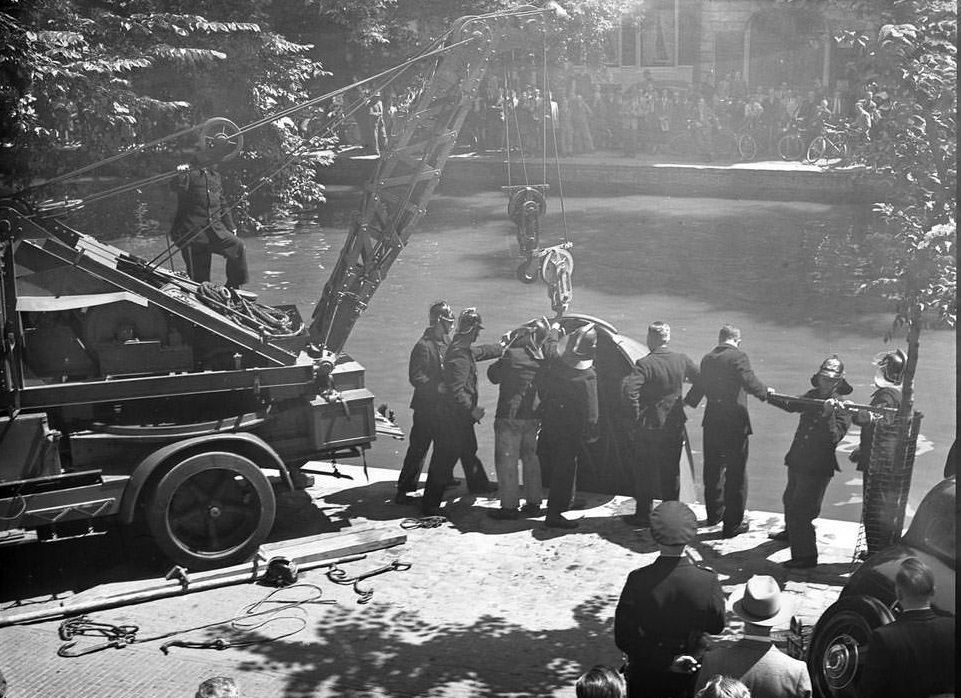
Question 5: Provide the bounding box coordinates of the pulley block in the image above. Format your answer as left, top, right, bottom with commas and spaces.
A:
197, 117, 244, 163
507, 186, 547, 225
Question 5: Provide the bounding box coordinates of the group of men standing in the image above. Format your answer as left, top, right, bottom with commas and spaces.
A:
614, 499, 953, 698
396, 303, 912, 569
620, 320, 909, 570
394, 300, 599, 529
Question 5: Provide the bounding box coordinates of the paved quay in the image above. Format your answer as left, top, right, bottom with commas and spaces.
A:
324, 147, 884, 203
0, 463, 861, 697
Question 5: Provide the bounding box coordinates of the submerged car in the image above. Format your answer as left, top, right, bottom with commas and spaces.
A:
805, 474, 957, 698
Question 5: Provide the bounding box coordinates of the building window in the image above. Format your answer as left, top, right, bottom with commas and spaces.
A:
606, 0, 693, 68
640, 0, 675, 66
678, 0, 699, 65
620, 16, 638, 66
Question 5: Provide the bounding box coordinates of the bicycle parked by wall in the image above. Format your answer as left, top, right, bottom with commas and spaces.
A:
805, 122, 850, 164
777, 118, 809, 161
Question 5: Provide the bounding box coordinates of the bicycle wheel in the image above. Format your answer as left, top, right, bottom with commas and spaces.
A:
806, 136, 827, 163
737, 133, 757, 161
778, 133, 803, 160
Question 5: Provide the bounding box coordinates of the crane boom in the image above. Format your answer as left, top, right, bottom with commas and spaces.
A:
308, 7, 553, 359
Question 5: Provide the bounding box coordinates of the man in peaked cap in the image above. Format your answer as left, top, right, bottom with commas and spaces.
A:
615, 501, 725, 698
421, 308, 502, 515
766, 355, 853, 568
695, 575, 811, 698
535, 322, 600, 529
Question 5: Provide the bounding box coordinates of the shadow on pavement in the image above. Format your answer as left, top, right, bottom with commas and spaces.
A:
206, 593, 620, 697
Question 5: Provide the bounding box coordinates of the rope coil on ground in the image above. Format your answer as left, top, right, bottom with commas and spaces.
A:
400, 516, 447, 529
56, 583, 325, 657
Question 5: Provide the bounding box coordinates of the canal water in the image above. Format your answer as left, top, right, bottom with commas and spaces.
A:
113, 188, 956, 524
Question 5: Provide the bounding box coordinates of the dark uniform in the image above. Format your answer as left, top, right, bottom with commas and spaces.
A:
421, 338, 501, 513
852, 385, 902, 554
396, 327, 449, 495
858, 608, 956, 698
768, 387, 852, 564
169, 166, 248, 288
684, 343, 769, 532
615, 555, 725, 698
536, 348, 599, 523
621, 348, 699, 524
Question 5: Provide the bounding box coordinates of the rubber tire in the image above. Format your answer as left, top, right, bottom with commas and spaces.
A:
737, 133, 758, 161
806, 136, 827, 163
146, 451, 276, 570
778, 133, 803, 161
806, 595, 894, 698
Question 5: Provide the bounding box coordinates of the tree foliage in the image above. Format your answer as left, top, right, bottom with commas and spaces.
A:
1, 0, 331, 221
833, 0, 956, 412
281, 0, 635, 82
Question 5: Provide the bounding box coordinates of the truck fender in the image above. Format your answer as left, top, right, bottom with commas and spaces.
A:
118, 432, 292, 524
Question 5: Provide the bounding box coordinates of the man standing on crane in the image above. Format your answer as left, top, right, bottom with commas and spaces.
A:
169, 133, 248, 289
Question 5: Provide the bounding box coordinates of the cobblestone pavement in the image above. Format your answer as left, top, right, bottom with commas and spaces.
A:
0, 463, 860, 697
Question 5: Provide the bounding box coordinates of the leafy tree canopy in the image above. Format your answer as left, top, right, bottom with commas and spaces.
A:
1, 0, 331, 220
830, 0, 956, 410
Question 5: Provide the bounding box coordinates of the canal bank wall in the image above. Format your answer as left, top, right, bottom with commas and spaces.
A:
323, 149, 887, 203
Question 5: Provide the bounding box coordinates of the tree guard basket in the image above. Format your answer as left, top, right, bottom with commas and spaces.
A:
856, 411, 923, 558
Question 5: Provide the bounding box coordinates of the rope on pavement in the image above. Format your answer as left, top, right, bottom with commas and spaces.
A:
400, 515, 447, 529
57, 583, 326, 657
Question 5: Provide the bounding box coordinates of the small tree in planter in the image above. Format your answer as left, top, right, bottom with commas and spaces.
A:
833, 0, 955, 548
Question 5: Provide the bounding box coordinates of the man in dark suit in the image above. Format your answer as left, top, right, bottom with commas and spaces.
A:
395, 300, 456, 504
621, 321, 700, 528
421, 308, 501, 515
858, 557, 956, 698
685, 324, 773, 538
615, 501, 725, 698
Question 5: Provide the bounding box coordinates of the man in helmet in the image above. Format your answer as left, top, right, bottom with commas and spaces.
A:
536, 322, 600, 529
850, 348, 905, 556
621, 321, 700, 531
421, 308, 502, 516
170, 132, 248, 289
395, 300, 458, 505
767, 356, 853, 568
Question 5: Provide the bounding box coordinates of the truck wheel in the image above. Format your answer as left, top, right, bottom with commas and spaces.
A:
146, 451, 275, 570
807, 595, 894, 698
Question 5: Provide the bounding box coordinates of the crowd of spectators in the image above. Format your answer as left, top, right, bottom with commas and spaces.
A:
342, 69, 881, 163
